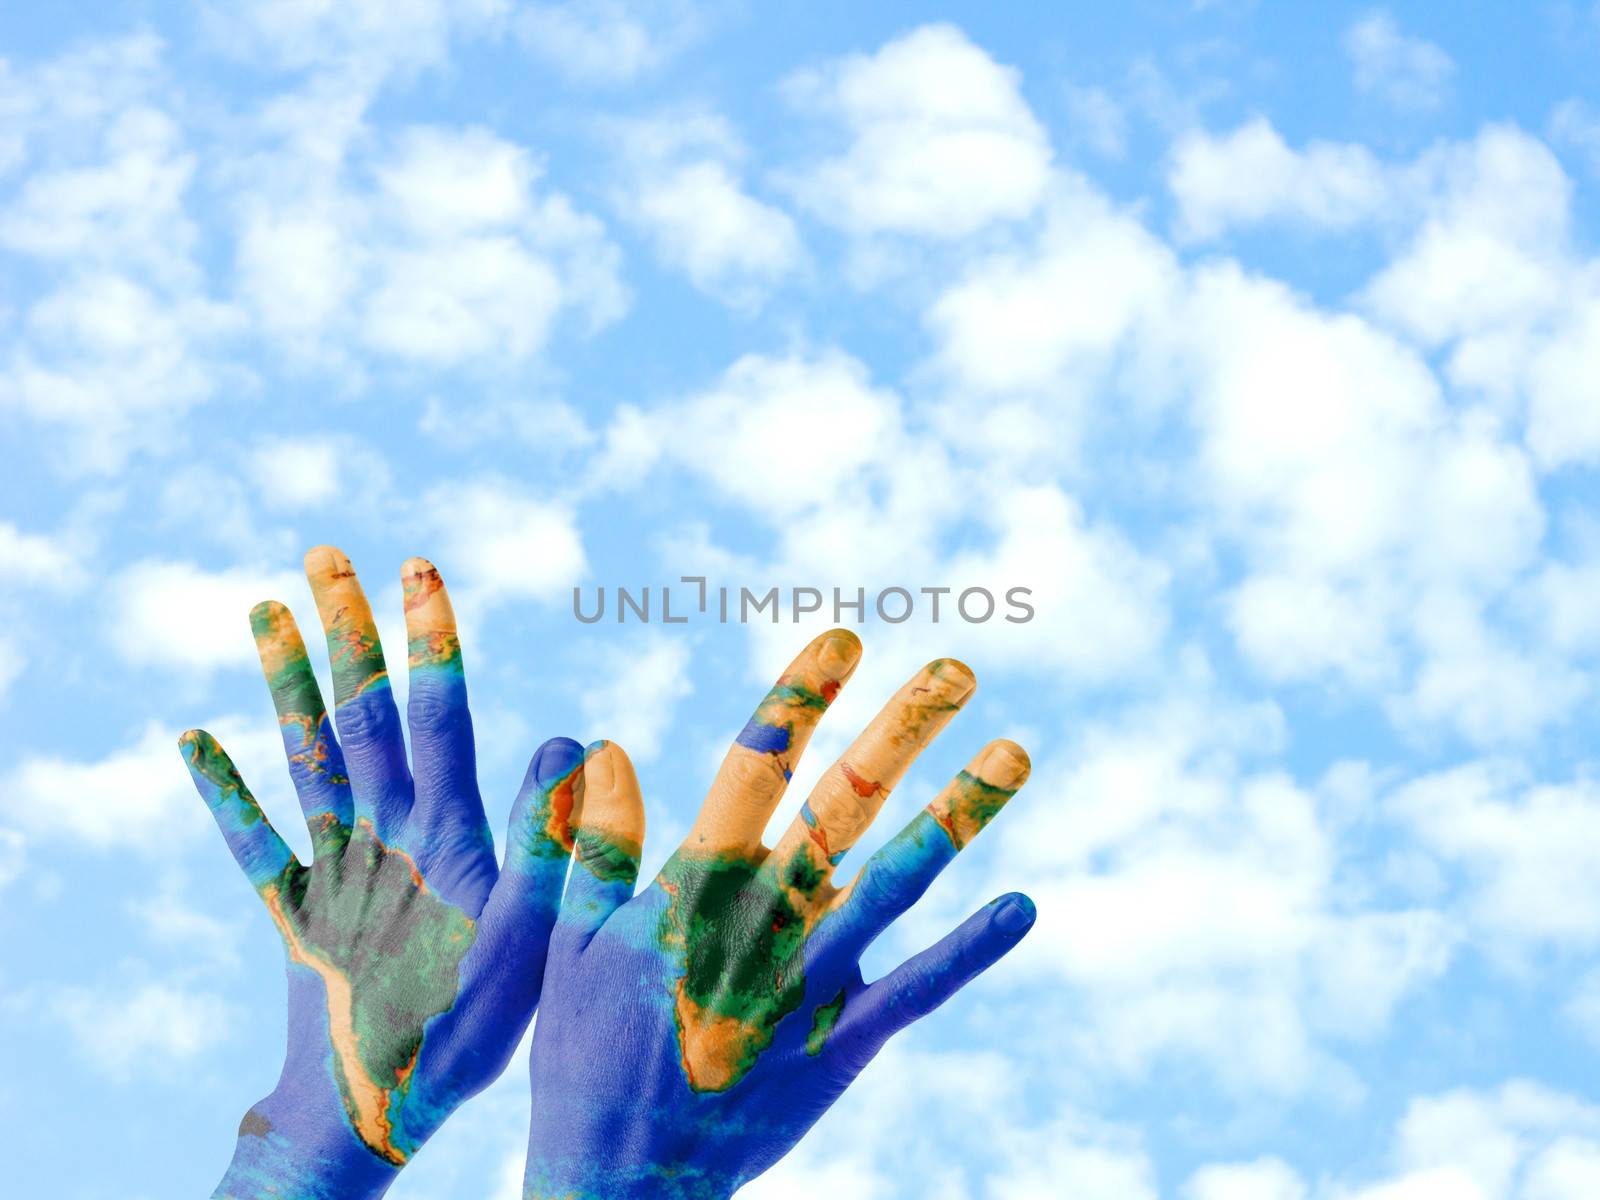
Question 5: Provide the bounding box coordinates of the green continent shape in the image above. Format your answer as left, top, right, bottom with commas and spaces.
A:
661, 852, 810, 1089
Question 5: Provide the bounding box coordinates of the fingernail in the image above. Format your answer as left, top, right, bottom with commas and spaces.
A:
817, 629, 862, 679
976, 740, 1030, 791
994, 894, 1036, 934
533, 737, 583, 789
584, 740, 615, 792
929, 658, 977, 702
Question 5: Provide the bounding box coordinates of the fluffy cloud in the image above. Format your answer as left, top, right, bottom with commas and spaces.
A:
421, 478, 587, 623
199, 0, 507, 84
0, 520, 82, 588
1390, 761, 1600, 956
577, 632, 693, 761
780, 23, 1051, 237
970, 671, 1453, 1094
0, 716, 283, 854
744, 1044, 1157, 1200
58, 976, 231, 1079
111, 559, 306, 672
0, 37, 238, 471
1343, 11, 1454, 111
514, 0, 702, 84
1169, 117, 1388, 240
610, 113, 802, 305
1185, 1159, 1308, 1200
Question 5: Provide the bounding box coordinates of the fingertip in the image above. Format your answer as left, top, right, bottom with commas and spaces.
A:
817, 627, 863, 679
303, 545, 355, 581
927, 657, 977, 701
992, 891, 1037, 936
177, 728, 204, 756
400, 555, 436, 578
975, 738, 1030, 791
249, 599, 285, 625
531, 736, 585, 790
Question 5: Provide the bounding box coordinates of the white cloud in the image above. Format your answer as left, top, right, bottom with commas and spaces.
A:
514, 0, 701, 84
611, 113, 802, 305
231, 120, 627, 371
577, 632, 692, 761
925, 173, 1178, 404
1343, 11, 1454, 111
58, 977, 230, 1079
1185, 1158, 1308, 1200
1169, 117, 1389, 241
780, 23, 1051, 237
0, 39, 239, 472
111, 559, 306, 672
0, 520, 82, 588
969, 668, 1452, 1094
1550, 98, 1600, 178
744, 1044, 1156, 1200
199, 0, 507, 85
423, 478, 587, 622
1390, 761, 1600, 956
0, 716, 283, 854
245, 436, 342, 509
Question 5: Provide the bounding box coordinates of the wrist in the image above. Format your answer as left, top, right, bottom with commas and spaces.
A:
523, 1154, 736, 1200
213, 1095, 400, 1200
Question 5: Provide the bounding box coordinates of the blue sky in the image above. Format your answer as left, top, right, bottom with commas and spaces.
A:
4, 2, 1600, 1197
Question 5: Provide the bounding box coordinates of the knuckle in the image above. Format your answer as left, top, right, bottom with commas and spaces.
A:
721, 748, 788, 802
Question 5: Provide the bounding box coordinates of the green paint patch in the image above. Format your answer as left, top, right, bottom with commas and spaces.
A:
933, 769, 1018, 849
279, 822, 474, 1136
806, 989, 847, 1056
575, 827, 642, 883
660, 851, 810, 1091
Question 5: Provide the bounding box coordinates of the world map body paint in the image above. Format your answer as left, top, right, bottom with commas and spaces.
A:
180, 549, 580, 1199
522, 630, 1036, 1198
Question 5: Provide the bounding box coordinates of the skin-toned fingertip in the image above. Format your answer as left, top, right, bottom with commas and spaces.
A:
303, 544, 352, 577
974, 738, 1031, 791
575, 738, 645, 868
249, 599, 285, 623
400, 555, 436, 579
816, 627, 863, 680
991, 891, 1037, 936
927, 656, 977, 701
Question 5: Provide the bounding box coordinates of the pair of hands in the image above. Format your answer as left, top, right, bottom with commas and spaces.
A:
181, 547, 1036, 1199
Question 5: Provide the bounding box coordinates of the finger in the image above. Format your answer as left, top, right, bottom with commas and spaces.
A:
250, 600, 353, 856
827, 739, 1029, 950
824, 892, 1036, 1074
401, 557, 488, 847
683, 628, 861, 858
465, 737, 584, 993
304, 545, 411, 841
559, 740, 645, 939
179, 728, 303, 901
771, 658, 975, 882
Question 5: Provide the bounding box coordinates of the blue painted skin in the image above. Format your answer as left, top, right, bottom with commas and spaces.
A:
181, 549, 583, 1200
522, 630, 1036, 1198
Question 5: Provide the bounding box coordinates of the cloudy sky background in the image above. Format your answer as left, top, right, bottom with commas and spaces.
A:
4, 2, 1600, 1197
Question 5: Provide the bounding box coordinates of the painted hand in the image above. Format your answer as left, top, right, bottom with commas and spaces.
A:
523, 629, 1035, 1198
181, 547, 581, 1200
